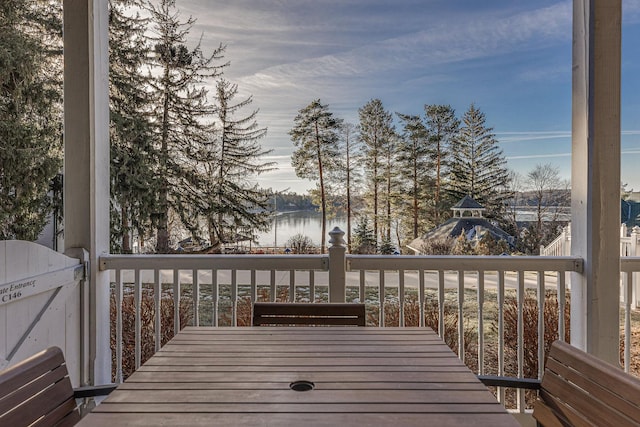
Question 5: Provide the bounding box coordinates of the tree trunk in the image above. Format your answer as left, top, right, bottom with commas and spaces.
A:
156, 65, 171, 253
121, 204, 131, 253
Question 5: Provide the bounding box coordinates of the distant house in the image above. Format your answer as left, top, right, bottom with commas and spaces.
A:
407, 195, 514, 254
622, 192, 640, 229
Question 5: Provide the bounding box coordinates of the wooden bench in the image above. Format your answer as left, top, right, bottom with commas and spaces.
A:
479, 340, 640, 426
253, 302, 366, 326
0, 346, 116, 427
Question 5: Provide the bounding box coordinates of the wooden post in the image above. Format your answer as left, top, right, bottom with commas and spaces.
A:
328, 228, 347, 303
570, 0, 621, 363
63, 0, 111, 385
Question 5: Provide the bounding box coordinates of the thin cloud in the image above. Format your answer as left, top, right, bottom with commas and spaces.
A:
507, 150, 640, 161
238, 2, 571, 90
497, 131, 571, 143
507, 153, 571, 160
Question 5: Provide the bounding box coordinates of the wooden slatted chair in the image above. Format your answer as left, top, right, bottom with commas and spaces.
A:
253, 302, 366, 326
0, 346, 116, 427
478, 340, 640, 426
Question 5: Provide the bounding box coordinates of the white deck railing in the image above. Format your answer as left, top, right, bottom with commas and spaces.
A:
100, 228, 640, 412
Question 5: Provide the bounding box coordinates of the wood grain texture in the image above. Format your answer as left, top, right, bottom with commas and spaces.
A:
533, 340, 640, 426
0, 346, 78, 427
77, 327, 519, 426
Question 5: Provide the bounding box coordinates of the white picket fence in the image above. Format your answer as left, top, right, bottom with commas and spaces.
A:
542, 224, 640, 309
541, 224, 640, 257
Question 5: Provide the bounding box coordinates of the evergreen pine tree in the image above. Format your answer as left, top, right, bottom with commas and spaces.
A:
378, 237, 396, 255
147, 0, 227, 252
203, 78, 274, 246
424, 105, 459, 220
289, 99, 343, 254
352, 217, 377, 254
448, 104, 510, 218
0, 0, 63, 240
109, 0, 157, 253
359, 99, 394, 244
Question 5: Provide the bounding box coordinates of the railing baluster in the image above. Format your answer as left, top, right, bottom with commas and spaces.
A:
134, 268, 141, 370
419, 269, 425, 328
193, 269, 199, 327
251, 270, 257, 303
115, 269, 123, 383
231, 269, 237, 326
537, 271, 545, 380
173, 270, 180, 336
289, 269, 295, 302
212, 270, 218, 327
379, 270, 385, 327
558, 271, 566, 342
457, 270, 464, 362
625, 271, 632, 372
154, 269, 161, 351
438, 270, 445, 338
477, 271, 484, 375
359, 270, 365, 305
270, 270, 276, 302
516, 270, 525, 413
399, 269, 405, 327
497, 270, 505, 404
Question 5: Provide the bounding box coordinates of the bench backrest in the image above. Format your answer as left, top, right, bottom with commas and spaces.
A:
0, 346, 80, 427
535, 340, 640, 426
253, 302, 366, 326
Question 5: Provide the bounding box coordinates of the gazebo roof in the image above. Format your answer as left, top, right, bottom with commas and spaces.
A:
452, 195, 485, 211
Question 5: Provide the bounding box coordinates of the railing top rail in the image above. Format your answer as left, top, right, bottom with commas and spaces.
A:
621, 257, 640, 272
347, 255, 583, 273
100, 253, 584, 273
99, 254, 328, 271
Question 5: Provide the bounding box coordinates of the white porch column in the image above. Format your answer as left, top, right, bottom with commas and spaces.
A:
63, 0, 111, 385
571, 0, 621, 364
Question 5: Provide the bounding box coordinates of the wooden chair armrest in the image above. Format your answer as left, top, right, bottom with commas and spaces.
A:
477, 375, 541, 390
73, 384, 118, 398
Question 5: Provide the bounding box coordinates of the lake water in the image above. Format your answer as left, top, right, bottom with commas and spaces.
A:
255, 211, 346, 248
252, 208, 568, 249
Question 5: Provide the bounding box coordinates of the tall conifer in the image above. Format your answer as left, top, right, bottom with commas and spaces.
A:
0, 0, 63, 240
147, 0, 226, 252
203, 78, 274, 246
109, 0, 157, 253
396, 113, 431, 240
424, 105, 459, 220
358, 99, 394, 243
448, 104, 509, 217
290, 99, 342, 253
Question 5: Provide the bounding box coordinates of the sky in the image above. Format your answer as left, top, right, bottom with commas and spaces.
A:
170, 0, 640, 194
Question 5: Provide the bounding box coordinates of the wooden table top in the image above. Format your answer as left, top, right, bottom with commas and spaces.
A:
78, 327, 519, 426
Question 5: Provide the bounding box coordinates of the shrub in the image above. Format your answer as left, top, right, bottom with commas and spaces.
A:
419, 237, 454, 255
286, 233, 315, 254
